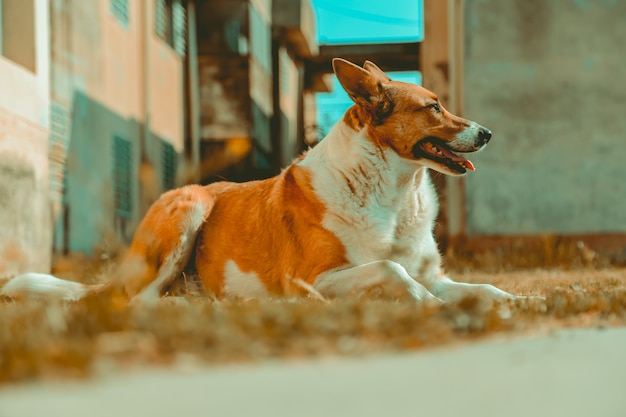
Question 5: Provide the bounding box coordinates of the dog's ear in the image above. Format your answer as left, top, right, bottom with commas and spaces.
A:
333, 58, 392, 117
363, 60, 391, 82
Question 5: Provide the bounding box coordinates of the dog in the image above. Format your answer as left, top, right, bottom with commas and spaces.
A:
2, 58, 520, 305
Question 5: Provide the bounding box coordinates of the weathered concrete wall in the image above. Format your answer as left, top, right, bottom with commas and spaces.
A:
0, 0, 51, 276
0, 111, 51, 276
463, 0, 626, 235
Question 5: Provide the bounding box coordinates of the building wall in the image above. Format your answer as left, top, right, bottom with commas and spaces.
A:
195, 0, 274, 175
198, 56, 251, 141
463, 0, 626, 235
0, 0, 51, 276
248, 0, 273, 163
50, 0, 186, 254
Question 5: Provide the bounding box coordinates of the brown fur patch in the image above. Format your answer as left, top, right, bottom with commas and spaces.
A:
195, 166, 349, 297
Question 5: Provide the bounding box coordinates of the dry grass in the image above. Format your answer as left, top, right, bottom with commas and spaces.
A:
2, 258, 626, 384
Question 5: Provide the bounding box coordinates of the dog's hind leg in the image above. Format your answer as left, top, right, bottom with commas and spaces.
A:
118, 185, 214, 303
130, 227, 198, 304
313, 260, 440, 302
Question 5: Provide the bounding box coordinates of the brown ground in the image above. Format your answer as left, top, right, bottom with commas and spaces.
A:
1, 252, 625, 384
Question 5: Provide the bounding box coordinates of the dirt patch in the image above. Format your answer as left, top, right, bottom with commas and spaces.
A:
2, 263, 625, 384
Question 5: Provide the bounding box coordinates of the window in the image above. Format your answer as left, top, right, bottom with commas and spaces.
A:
113, 135, 132, 219
110, 0, 129, 28
155, 0, 169, 40
0, 0, 36, 72
155, 0, 186, 56
171, 0, 186, 56
0, 0, 3, 56
49, 102, 70, 205
161, 140, 177, 191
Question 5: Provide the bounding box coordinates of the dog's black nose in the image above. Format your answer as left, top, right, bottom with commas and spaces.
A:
478, 127, 492, 144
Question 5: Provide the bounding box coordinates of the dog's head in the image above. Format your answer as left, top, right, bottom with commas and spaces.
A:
333, 58, 492, 176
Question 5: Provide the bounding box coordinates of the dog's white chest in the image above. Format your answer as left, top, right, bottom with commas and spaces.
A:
300, 123, 441, 270
318, 170, 438, 267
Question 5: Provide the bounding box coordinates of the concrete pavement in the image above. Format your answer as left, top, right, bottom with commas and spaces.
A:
1, 327, 625, 417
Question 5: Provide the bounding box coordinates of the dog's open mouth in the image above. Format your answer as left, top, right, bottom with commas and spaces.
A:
412, 138, 475, 173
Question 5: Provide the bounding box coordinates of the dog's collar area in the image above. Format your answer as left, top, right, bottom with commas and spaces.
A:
412, 137, 475, 174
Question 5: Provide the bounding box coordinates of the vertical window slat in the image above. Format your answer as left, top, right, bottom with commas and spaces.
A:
113, 135, 132, 219
155, 0, 168, 40
154, 0, 186, 57
49, 102, 70, 204
172, 0, 186, 56
110, 0, 129, 28
161, 140, 176, 191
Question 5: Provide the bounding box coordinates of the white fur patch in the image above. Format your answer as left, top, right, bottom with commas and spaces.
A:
299, 122, 437, 267
448, 121, 482, 150
223, 260, 269, 300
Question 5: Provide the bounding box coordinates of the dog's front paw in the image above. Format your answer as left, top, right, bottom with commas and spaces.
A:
433, 280, 518, 306
467, 286, 548, 313
510, 294, 546, 302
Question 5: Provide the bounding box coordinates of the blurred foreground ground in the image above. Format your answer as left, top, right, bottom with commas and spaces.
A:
1, 258, 625, 415
1, 326, 625, 417
1, 260, 625, 384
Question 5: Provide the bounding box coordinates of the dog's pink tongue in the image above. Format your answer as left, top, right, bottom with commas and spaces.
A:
438, 146, 475, 171
463, 160, 475, 171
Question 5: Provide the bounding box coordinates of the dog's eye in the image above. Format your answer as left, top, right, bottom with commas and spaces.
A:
429, 103, 441, 112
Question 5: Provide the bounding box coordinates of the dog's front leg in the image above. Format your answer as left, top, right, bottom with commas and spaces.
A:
313, 260, 440, 302
410, 236, 518, 305
429, 275, 517, 304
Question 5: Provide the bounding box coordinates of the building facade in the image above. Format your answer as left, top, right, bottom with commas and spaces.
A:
195, 0, 318, 180
49, 0, 189, 254
0, 0, 319, 276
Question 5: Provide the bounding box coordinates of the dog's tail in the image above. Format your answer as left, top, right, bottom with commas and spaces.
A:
1, 272, 108, 301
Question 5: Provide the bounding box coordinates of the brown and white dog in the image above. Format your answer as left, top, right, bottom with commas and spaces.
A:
2, 58, 520, 304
